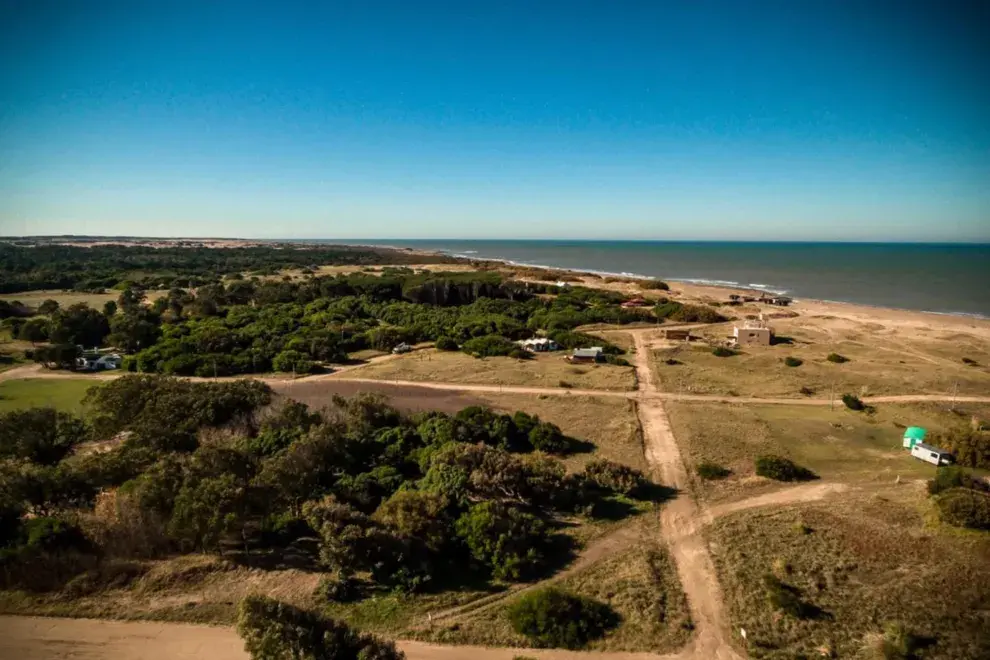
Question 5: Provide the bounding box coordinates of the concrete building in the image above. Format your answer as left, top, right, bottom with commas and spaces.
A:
569, 347, 604, 364
732, 321, 773, 347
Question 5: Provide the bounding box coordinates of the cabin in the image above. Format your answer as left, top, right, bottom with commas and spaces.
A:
663, 329, 692, 341
517, 338, 559, 352
760, 295, 793, 307
910, 442, 953, 466
569, 347, 604, 364
902, 426, 927, 449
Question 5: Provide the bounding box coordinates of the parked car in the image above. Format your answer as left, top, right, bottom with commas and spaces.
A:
392, 342, 413, 354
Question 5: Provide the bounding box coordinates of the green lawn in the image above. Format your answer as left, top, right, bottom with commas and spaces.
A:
0, 379, 96, 414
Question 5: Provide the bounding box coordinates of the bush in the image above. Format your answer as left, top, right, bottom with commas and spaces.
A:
528, 421, 568, 454
506, 587, 619, 649
962, 357, 978, 366
712, 346, 735, 358
637, 279, 669, 291
936, 427, 990, 469
799, 386, 815, 396
935, 488, 990, 530
754, 455, 817, 482
842, 393, 865, 411
461, 335, 519, 358
763, 574, 817, 619
696, 462, 731, 480
826, 352, 848, 363
315, 574, 362, 603
927, 466, 988, 496
435, 336, 458, 351
583, 458, 647, 496
783, 356, 803, 367
236, 595, 403, 660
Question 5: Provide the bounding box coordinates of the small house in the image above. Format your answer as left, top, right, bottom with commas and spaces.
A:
760, 295, 793, 307
910, 442, 953, 466
663, 329, 692, 341
569, 347, 604, 364
902, 426, 927, 449
517, 338, 559, 352
732, 323, 773, 347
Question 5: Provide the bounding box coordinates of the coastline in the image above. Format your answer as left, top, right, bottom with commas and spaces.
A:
414, 247, 990, 324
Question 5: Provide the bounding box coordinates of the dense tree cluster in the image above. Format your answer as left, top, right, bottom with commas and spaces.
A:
0, 242, 454, 293
11, 270, 645, 376
0, 376, 658, 596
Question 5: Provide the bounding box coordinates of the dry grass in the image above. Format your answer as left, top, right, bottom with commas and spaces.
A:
708, 486, 990, 659
474, 393, 645, 472
655, 316, 990, 398
0, 378, 97, 414
0, 290, 166, 310
419, 518, 692, 653
336, 349, 636, 391
666, 401, 990, 503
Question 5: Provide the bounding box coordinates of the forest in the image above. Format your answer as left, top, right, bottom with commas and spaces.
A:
0, 376, 660, 600
5, 270, 658, 376
0, 242, 456, 293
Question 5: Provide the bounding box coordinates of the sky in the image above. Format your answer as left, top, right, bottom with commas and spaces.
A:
1, 1, 988, 242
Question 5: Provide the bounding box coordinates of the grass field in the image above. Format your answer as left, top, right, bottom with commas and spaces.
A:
654, 340, 990, 399
666, 400, 990, 502
0, 378, 97, 413
708, 486, 990, 659
475, 392, 644, 472
336, 349, 637, 391
0, 289, 166, 310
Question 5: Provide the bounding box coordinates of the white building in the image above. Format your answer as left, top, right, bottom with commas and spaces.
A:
516, 338, 560, 352
910, 442, 953, 466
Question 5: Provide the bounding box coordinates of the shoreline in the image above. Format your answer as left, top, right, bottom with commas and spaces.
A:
420, 248, 989, 323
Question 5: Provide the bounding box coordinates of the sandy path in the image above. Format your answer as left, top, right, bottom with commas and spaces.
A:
0, 615, 668, 660
630, 331, 742, 660
704, 482, 850, 522
424, 521, 645, 624
7, 363, 989, 408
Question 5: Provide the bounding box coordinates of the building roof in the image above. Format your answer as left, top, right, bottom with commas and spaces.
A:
914, 442, 950, 455
572, 348, 603, 358
904, 426, 927, 440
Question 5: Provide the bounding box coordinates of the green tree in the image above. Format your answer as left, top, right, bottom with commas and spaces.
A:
16, 317, 48, 344
373, 490, 450, 553
47, 303, 110, 347
272, 350, 314, 374
102, 300, 118, 318
455, 501, 545, 580
37, 299, 60, 315
169, 473, 248, 552
0, 408, 89, 465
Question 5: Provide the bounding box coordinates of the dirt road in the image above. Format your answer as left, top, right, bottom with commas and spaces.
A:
704, 482, 850, 522
630, 331, 744, 660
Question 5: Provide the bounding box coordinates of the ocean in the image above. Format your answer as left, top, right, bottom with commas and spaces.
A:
327, 240, 990, 318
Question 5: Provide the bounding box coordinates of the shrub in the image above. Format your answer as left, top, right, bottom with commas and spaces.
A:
935, 488, 990, 530
583, 458, 647, 496
603, 354, 630, 366
664, 358, 680, 365
961, 357, 978, 366
696, 462, 731, 480
637, 279, 669, 291
557, 380, 573, 389
936, 427, 990, 469
754, 455, 817, 482
783, 356, 803, 367
671, 304, 726, 324
763, 574, 817, 619
875, 621, 923, 660
461, 335, 519, 358
826, 352, 849, 363
712, 346, 735, 358
528, 422, 568, 454
927, 466, 988, 496
506, 587, 619, 649
435, 336, 458, 351
799, 386, 815, 396
842, 394, 865, 411
315, 574, 362, 603
236, 595, 403, 660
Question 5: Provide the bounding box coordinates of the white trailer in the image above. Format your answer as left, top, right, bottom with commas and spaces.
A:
910, 442, 953, 466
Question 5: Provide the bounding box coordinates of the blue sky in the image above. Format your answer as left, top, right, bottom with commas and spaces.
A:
1, 1, 988, 241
